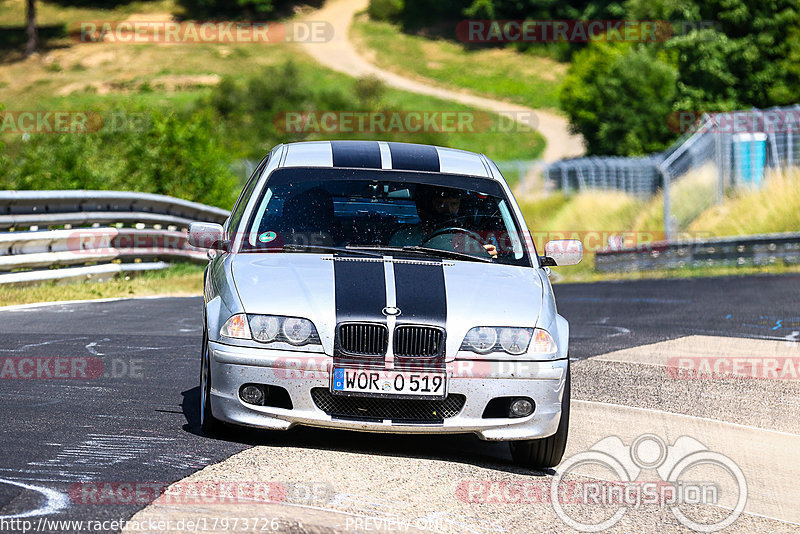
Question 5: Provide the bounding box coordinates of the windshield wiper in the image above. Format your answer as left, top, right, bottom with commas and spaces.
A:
402, 246, 493, 263
280, 244, 382, 257
347, 245, 493, 263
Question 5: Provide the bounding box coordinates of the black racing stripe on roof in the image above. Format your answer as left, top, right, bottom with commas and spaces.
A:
387, 142, 440, 172
331, 140, 382, 169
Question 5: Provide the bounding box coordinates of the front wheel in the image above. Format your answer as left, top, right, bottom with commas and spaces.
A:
200, 330, 222, 436
510, 365, 570, 469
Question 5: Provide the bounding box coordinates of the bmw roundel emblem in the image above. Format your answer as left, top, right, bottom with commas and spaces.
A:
382, 306, 402, 316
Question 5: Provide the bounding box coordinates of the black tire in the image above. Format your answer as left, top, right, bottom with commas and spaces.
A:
200, 329, 222, 436
510, 364, 570, 469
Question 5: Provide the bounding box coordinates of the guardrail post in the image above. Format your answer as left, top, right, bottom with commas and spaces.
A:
660, 164, 672, 242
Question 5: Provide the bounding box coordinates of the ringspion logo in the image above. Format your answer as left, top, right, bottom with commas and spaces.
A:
551, 434, 747, 532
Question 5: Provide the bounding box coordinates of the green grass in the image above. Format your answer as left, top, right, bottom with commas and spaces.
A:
554, 262, 800, 284
689, 169, 800, 236
0, 0, 177, 26
351, 14, 566, 111
519, 190, 644, 277
0, 263, 204, 306
633, 164, 719, 235
0, 17, 544, 162
518, 168, 800, 281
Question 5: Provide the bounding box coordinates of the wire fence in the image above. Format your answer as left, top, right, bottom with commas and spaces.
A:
544, 104, 800, 197
542, 104, 800, 239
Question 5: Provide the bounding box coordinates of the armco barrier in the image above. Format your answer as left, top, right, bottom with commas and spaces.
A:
595, 232, 800, 272
0, 191, 230, 285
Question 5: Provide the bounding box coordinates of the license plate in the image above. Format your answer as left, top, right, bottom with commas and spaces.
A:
331, 368, 447, 398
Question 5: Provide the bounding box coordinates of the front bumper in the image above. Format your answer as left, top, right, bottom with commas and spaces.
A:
208, 341, 568, 441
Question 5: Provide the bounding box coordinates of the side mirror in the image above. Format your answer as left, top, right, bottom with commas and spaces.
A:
541, 239, 583, 266
188, 222, 228, 251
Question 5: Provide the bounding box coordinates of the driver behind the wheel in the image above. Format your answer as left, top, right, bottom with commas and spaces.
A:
389, 186, 497, 258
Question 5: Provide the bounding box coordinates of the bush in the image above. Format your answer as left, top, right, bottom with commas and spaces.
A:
0, 110, 239, 209
353, 75, 385, 106
368, 0, 404, 22
176, 0, 315, 19
559, 43, 678, 156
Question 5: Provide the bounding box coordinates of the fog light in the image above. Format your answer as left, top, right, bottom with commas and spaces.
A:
240, 384, 265, 406
509, 398, 534, 418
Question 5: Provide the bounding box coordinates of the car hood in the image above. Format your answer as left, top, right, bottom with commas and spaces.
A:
231, 253, 544, 357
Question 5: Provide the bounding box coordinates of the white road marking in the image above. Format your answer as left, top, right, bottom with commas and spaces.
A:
84, 338, 110, 356
0, 295, 198, 313
0, 478, 69, 520
0, 337, 89, 352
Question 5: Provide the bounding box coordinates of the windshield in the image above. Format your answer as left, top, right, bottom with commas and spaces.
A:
240, 168, 529, 266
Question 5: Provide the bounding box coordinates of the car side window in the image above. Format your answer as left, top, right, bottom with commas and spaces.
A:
227, 156, 267, 235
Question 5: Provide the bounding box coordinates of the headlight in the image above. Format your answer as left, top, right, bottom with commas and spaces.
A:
249, 315, 280, 342
460, 327, 555, 355
282, 317, 314, 345
220, 314, 251, 339
463, 326, 498, 354
499, 327, 533, 355
246, 315, 320, 346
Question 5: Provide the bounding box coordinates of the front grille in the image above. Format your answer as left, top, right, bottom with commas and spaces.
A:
394, 325, 444, 357
311, 388, 465, 424
337, 323, 387, 356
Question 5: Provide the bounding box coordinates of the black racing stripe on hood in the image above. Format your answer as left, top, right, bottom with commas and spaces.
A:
393, 261, 446, 328
333, 258, 386, 324
387, 142, 440, 172
331, 140, 382, 169
333, 257, 387, 366
393, 260, 447, 370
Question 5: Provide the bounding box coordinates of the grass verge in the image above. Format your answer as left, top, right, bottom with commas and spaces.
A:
0, 263, 203, 307
350, 14, 565, 111
554, 262, 800, 284
518, 168, 800, 281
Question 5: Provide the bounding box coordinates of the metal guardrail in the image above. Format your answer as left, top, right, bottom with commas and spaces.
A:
0, 191, 230, 285
0, 190, 229, 230
595, 232, 800, 272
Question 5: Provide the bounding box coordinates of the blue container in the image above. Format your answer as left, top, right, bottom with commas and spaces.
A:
732, 133, 767, 187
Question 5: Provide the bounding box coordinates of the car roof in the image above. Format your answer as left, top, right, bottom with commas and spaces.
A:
274, 140, 499, 180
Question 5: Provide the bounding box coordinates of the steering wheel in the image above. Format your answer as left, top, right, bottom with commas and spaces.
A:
421, 227, 490, 256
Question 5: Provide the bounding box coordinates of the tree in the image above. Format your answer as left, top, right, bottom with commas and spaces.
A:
560, 43, 678, 155
24, 0, 38, 57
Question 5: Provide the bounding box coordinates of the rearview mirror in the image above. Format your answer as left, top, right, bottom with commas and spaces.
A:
541, 239, 583, 266
188, 222, 228, 251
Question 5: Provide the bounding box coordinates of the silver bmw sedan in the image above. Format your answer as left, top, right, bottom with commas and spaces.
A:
189, 140, 582, 469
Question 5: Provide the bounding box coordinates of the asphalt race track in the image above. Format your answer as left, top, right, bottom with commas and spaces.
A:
1, 274, 799, 533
